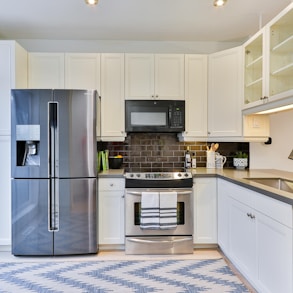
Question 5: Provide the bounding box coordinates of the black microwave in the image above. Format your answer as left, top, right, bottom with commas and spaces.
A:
125, 100, 185, 133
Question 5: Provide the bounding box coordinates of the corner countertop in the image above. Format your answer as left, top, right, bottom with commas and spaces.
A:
97, 167, 293, 205
192, 167, 293, 205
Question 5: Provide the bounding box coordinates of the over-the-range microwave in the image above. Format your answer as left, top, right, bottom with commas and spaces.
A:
125, 100, 185, 133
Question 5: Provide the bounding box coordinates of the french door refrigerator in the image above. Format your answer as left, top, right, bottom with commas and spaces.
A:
11, 89, 97, 256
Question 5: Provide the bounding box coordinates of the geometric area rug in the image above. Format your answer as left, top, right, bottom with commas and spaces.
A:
0, 259, 250, 292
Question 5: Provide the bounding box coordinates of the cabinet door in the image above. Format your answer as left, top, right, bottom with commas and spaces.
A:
65, 53, 101, 91
98, 190, 125, 245
217, 179, 230, 254
125, 54, 154, 100
257, 212, 292, 293
0, 136, 11, 245
208, 47, 243, 137
181, 54, 207, 139
243, 30, 266, 109
269, 5, 293, 101
193, 178, 217, 244
155, 54, 184, 100
28, 53, 65, 89
100, 54, 126, 141
229, 198, 257, 280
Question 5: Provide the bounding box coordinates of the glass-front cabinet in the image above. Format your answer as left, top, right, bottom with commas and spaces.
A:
243, 3, 293, 112
244, 30, 265, 107
269, 7, 293, 98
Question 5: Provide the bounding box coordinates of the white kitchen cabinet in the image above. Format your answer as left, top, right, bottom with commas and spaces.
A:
229, 198, 258, 281
178, 54, 207, 141
0, 41, 27, 247
193, 177, 217, 244
217, 179, 230, 254
0, 41, 27, 136
28, 53, 65, 89
125, 53, 184, 100
98, 178, 125, 245
243, 3, 293, 115
100, 54, 126, 141
218, 179, 293, 293
65, 53, 101, 91
208, 47, 243, 138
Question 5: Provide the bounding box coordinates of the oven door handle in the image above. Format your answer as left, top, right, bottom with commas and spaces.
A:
126, 191, 192, 196
127, 237, 193, 244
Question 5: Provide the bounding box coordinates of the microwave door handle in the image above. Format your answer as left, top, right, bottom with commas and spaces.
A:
168, 107, 172, 127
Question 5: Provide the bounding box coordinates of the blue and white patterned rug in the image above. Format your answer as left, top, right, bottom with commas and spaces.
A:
0, 259, 250, 292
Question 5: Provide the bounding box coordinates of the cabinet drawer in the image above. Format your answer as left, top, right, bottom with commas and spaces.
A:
99, 178, 125, 191
252, 191, 292, 228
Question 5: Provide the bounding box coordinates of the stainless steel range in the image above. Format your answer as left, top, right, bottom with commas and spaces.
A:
125, 172, 193, 255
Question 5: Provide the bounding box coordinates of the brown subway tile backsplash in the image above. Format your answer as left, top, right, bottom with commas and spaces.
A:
97, 133, 249, 172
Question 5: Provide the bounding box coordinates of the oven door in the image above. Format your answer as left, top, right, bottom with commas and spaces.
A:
125, 188, 193, 236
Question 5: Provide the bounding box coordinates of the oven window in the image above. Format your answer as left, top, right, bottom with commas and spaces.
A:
134, 202, 185, 225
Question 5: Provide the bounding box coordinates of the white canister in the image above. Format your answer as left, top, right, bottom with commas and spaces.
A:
206, 151, 215, 168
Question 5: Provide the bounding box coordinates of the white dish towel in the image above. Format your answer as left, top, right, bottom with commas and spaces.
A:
159, 191, 177, 230
140, 192, 160, 230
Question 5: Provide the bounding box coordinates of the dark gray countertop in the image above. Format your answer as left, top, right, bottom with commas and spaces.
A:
192, 168, 293, 205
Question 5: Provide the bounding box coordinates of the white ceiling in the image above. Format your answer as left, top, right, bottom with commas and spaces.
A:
0, 0, 292, 42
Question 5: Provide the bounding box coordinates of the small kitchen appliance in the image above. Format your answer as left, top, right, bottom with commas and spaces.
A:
125, 100, 185, 133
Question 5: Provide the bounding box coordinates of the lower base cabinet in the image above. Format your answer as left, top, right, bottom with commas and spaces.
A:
218, 179, 293, 293
193, 178, 217, 244
98, 178, 125, 245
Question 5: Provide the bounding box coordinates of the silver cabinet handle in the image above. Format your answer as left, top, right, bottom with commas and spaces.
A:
128, 237, 193, 244
126, 190, 192, 196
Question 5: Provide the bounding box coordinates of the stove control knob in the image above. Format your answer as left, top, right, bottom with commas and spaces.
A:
177, 173, 182, 177
136, 173, 141, 178
129, 173, 134, 178
184, 173, 189, 177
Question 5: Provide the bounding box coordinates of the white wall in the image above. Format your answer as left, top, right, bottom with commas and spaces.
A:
250, 109, 293, 172
16, 39, 243, 54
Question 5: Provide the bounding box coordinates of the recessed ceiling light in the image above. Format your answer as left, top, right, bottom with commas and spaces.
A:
85, 0, 98, 5
214, 0, 227, 7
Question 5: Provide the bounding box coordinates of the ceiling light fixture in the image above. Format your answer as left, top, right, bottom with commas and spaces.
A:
214, 0, 227, 7
85, 0, 98, 5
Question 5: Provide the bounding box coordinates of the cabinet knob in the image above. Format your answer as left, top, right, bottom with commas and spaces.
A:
110, 183, 114, 187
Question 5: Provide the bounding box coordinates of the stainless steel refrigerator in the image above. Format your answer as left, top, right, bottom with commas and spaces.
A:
11, 89, 97, 256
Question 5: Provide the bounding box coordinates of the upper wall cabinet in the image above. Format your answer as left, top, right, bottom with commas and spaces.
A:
100, 54, 126, 141
178, 54, 207, 141
28, 53, 65, 89
243, 29, 265, 108
65, 53, 101, 91
243, 3, 293, 114
208, 47, 243, 138
125, 54, 184, 100
0, 41, 27, 136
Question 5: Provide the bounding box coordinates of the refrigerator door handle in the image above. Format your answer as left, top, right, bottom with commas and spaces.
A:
48, 102, 59, 177
48, 179, 59, 232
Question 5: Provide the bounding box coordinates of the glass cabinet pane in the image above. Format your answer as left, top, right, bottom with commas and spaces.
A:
244, 35, 263, 104
270, 8, 293, 96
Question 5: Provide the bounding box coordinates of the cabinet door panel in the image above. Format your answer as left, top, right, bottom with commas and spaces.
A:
125, 54, 154, 99
208, 47, 243, 137
229, 198, 257, 278
100, 54, 125, 140
155, 54, 184, 100
28, 53, 65, 89
65, 53, 100, 90
257, 213, 292, 293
